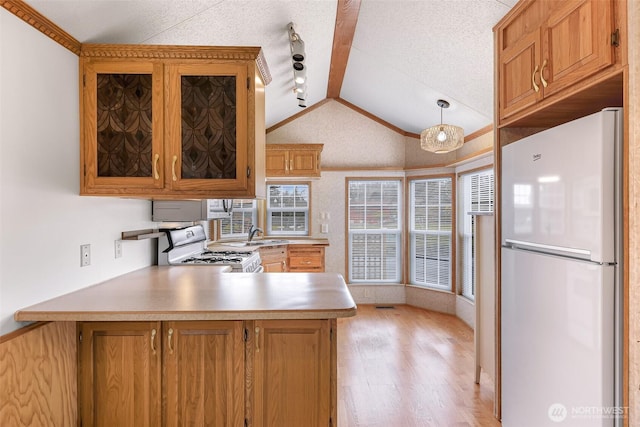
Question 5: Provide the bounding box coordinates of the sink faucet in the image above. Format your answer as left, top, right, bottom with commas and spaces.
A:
247, 224, 263, 242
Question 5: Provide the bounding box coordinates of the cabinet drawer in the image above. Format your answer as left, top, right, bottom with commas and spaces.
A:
258, 246, 287, 261
289, 256, 323, 268
288, 246, 325, 272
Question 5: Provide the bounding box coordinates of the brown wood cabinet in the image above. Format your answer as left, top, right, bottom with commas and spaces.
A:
266, 144, 323, 177
258, 245, 288, 272
249, 319, 331, 427
78, 322, 162, 427
496, 0, 619, 124
80, 44, 268, 199
79, 321, 244, 427
79, 318, 335, 427
163, 321, 245, 427
288, 245, 325, 272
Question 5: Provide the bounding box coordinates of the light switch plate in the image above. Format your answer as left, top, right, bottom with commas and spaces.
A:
115, 240, 122, 258
81, 244, 91, 267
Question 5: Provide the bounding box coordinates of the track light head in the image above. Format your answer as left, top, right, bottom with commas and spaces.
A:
291, 38, 305, 62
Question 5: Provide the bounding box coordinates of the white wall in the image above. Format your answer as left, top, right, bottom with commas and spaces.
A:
0, 10, 156, 334
268, 101, 407, 168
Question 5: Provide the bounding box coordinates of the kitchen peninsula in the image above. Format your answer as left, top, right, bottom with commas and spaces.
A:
14, 267, 356, 427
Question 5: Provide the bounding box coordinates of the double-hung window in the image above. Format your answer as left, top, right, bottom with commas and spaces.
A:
409, 177, 453, 290
266, 183, 310, 236
460, 169, 494, 300
219, 200, 258, 239
347, 179, 402, 283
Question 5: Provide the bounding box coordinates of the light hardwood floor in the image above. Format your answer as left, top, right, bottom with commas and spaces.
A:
337, 304, 500, 427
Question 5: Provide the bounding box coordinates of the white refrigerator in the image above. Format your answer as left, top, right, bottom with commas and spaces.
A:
501, 108, 622, 427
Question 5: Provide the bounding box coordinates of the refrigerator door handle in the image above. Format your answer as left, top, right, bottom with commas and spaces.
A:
504, 239, 591, 260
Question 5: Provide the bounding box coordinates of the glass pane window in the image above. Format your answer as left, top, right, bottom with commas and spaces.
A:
267, 183, 310, 235
409, 177, 452, 290
219, 200, 257, 238
461, 169, 494, 300
348, 180, 402, 283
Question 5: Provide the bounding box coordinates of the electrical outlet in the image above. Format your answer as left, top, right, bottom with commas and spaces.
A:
81, 244, 91, 267
115, 240, 122, 258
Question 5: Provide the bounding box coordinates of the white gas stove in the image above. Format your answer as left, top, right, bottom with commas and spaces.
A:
157, 225, 262, 273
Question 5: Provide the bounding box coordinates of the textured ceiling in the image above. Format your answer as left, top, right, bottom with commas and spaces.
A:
24, 0, 517, 138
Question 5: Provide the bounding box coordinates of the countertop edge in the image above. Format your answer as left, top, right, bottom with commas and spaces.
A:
15, 306, 357, 322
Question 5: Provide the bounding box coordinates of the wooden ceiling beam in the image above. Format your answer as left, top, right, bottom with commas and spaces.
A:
326, 0, 361, 99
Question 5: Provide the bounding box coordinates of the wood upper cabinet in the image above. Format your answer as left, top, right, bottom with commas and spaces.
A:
250, 319, 331, 427
79, 321, 244, 427
496, 0, 618, 123
78, 322, 162, 427
81, 60, 165, 192
80, 45, 268, 198
266, 144, 323, 177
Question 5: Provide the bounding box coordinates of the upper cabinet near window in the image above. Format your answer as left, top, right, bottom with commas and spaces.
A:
266, 144, 323, 177
80, 45, 269, 199
495, 0, 623, 125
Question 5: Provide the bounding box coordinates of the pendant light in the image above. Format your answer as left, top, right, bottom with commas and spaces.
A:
420, 99, 464, 153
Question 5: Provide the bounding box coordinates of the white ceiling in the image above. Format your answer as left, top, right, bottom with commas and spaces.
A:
25, 0, 517, 137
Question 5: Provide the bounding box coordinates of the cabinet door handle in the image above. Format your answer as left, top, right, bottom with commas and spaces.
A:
167, 328, 174, 354
150, 328, 157, 355
532, 64, 540, 93
171, 155, 178, 182
255, 327, 260, 352
285, 158, 289, 172
153, 154, 160, 180
540, 59, 548, 88
290, 159, 294, 171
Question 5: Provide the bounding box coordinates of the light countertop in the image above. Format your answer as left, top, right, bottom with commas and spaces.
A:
14, 266, 356, 322
209, 237, 329, 251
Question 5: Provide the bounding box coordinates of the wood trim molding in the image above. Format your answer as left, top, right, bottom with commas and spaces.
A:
81, 44, 272, 84
1, 0, 81, 55
0, 321, 48, 344
327, 0, 361, 98
322, 166, 406, 172
464, 124, 493, 143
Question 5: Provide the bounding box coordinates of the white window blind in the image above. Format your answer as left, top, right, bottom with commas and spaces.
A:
409, 178, 452, 290
469, 170, 494, 213
461, 169, 494, 300
219, 200, 257, 238
348, 180, 401, 283
267, 184, 309, 235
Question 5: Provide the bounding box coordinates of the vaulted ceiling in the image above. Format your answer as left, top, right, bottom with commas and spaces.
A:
23, 0, 517, 138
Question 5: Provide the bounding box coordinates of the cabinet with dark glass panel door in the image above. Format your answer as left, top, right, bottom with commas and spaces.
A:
80, 45, 268, 199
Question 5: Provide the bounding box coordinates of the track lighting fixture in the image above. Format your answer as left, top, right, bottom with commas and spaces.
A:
288, 22, 307, 108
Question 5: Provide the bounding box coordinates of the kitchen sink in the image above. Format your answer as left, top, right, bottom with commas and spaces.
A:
226, 239, 289, 247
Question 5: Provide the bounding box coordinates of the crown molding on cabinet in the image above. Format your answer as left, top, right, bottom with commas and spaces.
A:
1, 0, 81, 55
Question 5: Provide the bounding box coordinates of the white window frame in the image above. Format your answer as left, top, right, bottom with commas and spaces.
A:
460, 169, 494, 300
347, 179, 402, 284
409, 176, 453, 290
266, 182, 310, 236
219, 200, 258, 239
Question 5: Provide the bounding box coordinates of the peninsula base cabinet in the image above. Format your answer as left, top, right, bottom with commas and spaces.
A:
78, 319, 335, 427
